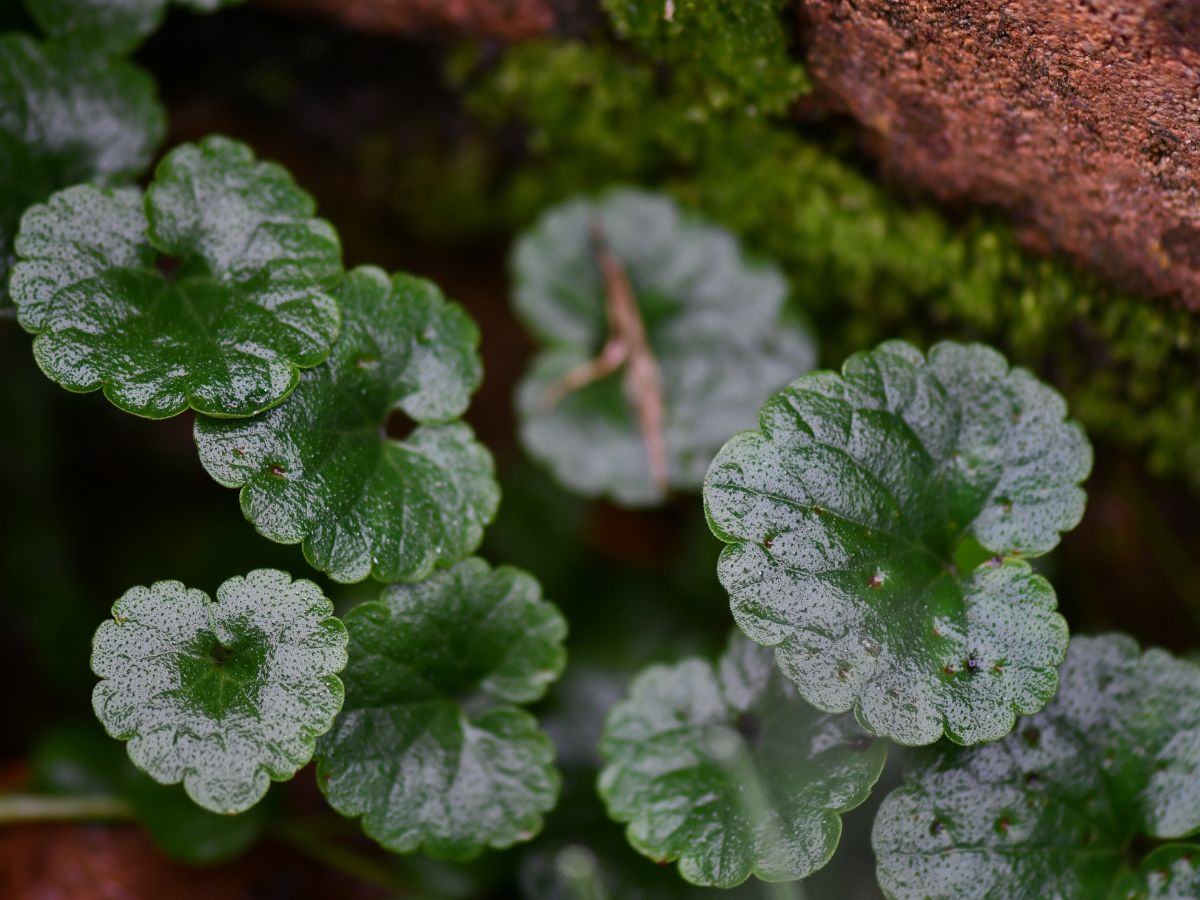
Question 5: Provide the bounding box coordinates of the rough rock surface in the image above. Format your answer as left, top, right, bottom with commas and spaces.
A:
801, 0, 1200, 307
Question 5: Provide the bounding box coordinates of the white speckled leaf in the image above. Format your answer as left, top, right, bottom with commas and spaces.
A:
599, 634, 886, 888
11, 136, 342, 418
194, 265, 497, 584
0, 34, 164, 306
704, 340, 1091, 746
91, 569, 348, 814
873, 635, 1200, 900
316, 558, 566, 859
1123, 846, 1200, 900
512, 189, 816, 506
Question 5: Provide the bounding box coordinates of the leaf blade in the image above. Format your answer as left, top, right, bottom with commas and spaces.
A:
316, 558, 566, 859
703, 340, 1090, 745
90, 569, 348, 814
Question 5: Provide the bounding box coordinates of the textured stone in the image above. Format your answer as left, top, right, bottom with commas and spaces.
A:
801, 0, 1200, 306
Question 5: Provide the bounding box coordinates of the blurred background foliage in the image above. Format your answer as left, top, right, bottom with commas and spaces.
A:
3, 0, 1200, 897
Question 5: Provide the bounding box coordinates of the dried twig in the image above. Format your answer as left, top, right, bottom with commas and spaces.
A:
542, 219, 670, 496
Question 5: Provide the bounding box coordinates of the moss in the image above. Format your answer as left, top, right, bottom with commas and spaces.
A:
419, 13, 1200, 487
603, 0, 809, 115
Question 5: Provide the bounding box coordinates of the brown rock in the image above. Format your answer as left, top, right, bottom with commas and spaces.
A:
801, 0, 1200, 306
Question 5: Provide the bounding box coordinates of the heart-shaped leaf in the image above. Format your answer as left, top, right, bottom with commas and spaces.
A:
599, 633, 887, 888
91, 569, 348, 814
704, 340, 1091, 745
32, 723, 271, 864
316, 558, 566, 859
873, 635, 1200, 899
25, 0, 245, 55
512, 189, 815, 506
194, 265, 498, 584
11, 135, 342, 418
0, 34, 164, 306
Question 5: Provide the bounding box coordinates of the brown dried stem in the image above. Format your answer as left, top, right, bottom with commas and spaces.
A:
542, 220, 670, 496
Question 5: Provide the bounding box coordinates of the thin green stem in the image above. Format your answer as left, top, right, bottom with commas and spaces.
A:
271, 820, 411, 897
0, 793, 133, 824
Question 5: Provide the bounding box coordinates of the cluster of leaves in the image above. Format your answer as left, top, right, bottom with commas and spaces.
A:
5, 3, 1200, 899
0, 0, 564, 862
3, 92, 567, 859
595, 340, 1200, 896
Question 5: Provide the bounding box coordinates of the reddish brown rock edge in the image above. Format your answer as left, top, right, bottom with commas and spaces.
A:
256, 0, 558, 40
801, 1, 1200, 306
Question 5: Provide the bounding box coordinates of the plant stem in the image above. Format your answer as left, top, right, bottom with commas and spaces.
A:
0, 793, 133, 823
271, 820, 411, 896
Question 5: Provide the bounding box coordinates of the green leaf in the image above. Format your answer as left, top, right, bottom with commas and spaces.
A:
194, 265, 498, 584
704, 340, 1091, 745
872, 634, 1200, 899
91, 569, 348, 814
32, 723, 270, 864
25, 0, 245, 55
512, 189, 815, 506
316, 557, 567, 859
1125, 846, 1200, 899
0, 33, 164, 306
11, 135, 342, 418
598, 634, 887, 888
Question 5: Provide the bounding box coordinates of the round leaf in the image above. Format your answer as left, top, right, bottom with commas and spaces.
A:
873, 634, 1200, 899
11, 135, 342, 418
0, 34, 164, 305
512, 189, 816, 506
194, 265, 498, 584
316, 558, 567, 859
704, 340, 1091, 745
91, 569, 348, 814
598, 634, 887, 888
25, 0, 245, 55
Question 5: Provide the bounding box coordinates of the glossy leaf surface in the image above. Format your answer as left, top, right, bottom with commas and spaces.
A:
316, 558, 566, 858
513, 189, 815, 506
599, 634, 886, 888
91, 569, 348, 814
12, 136, 341, 418
704, 340, 1092, 745
0, 34, 164, 306
32, 723, 269, 864
195, 265, 497, 584
25, 0, 245, 55
873, 635, 1200, 899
